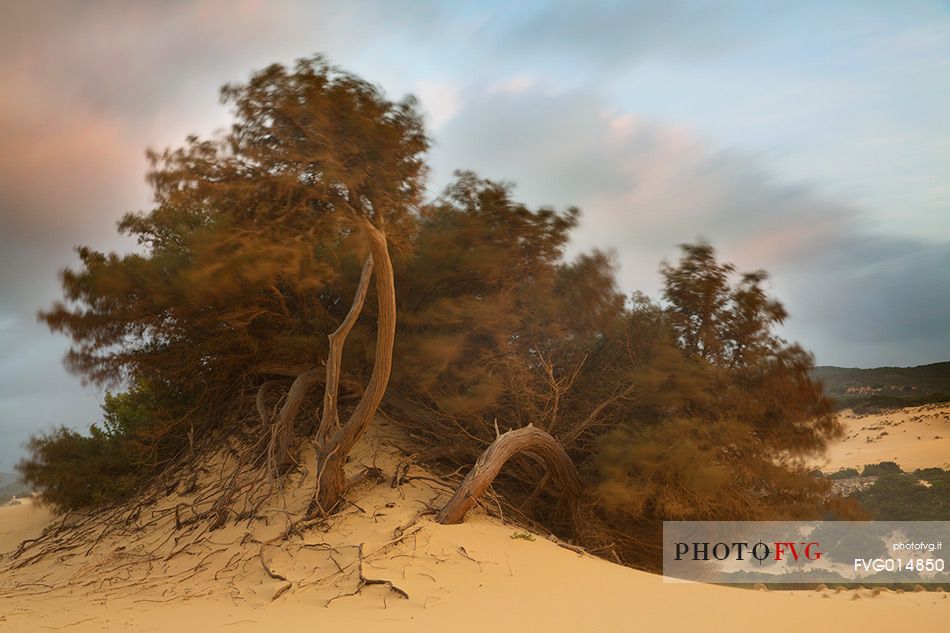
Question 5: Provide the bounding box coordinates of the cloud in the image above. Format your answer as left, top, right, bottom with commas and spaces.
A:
0, 0, 451, 470
498, 1, 772, 71
431, 83, 950, 366
0, 0, 947, 469
488, 75, 537, 95
0, 316, 104, 472
414, 80, 462, 128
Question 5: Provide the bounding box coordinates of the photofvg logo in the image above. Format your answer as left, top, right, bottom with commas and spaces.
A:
662, 521, 949, 584
674, 540, 823, 563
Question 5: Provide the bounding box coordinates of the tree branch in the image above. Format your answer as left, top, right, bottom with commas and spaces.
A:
316, 255, 374, 445
437, 424, 581, 525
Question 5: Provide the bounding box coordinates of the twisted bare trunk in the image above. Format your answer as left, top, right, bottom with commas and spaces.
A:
270, 367, 322, 474
269, 239, 376, 477
316, 254, 374, 446
437, 424, 581, 525
314, 220, 396, 513
255, 380, 285, 429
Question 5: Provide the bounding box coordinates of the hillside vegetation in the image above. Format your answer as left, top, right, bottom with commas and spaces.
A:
825, 462, 950, 521
0, 473, 30, 500
812, 363, 950, 412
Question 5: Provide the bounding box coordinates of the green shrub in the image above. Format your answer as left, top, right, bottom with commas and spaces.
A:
854, 469, 950, 520
861, 461, 903, 477
829, 468, 861, 480
17, 383, 164, 511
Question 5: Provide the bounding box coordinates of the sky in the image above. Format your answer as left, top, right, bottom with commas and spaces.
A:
1, 0, 948, 471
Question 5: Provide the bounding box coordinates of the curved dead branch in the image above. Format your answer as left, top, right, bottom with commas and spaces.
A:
265, 255, 374, 475
316, 254, 374, 445
315, 220, 397, 512
436, 424, 581, 525
255, 380, 286, 429
269, 367, 322, 474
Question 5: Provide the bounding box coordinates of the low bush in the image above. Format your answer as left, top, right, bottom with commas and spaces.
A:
861, 461, 902, 477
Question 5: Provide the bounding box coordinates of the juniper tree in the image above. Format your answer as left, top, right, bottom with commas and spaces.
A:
40, 56, 427, 512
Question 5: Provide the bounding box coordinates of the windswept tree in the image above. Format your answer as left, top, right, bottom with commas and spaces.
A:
384, 174, 619, 526
661, 241, 788, 367
22, 57, 853, 571
38, 56, 428, 512
387, 233, 847, 562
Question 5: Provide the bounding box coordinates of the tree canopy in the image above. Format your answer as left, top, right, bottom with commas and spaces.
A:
40, 57, 427, 470
22, 55, 853, 570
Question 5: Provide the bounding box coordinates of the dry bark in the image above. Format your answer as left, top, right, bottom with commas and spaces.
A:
314, 220, 397, 513
255, 380, 286, 430
436, 424, 581, 525
269, 367, 322, 474
268, 237, 379, 477
316, 254, 374, 446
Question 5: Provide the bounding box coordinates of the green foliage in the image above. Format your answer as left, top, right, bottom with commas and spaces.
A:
811, 362, 950, 411
661, 241, 788, 367
387, 228, 846, 566
853, 469, 950, 520
17, 428, 140, 511
828, 468, 861, 480
601, 245, 840, 502
37, 55, 429, 479
574, 243, 850, 566
510, 531, 536, 541
386, 173, 602, 426
862, 461, 902, 477
26, 56, 851, 568
43, 54, 425, 394
595, 416, 832, 522
17, 383, 165, 511
101, 383, 158, 438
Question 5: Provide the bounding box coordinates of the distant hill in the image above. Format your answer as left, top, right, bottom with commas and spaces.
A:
0, 472, 31, 499
812, 362, 950, 412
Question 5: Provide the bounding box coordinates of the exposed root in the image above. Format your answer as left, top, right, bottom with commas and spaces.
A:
324, 544, 410, 609
0, 423, 458, 611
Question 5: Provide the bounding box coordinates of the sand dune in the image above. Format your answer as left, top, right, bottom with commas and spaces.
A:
1, 420, 946, 632
0, 498, 52, 555
819, 403, 950, 472
2, 519, 945, 632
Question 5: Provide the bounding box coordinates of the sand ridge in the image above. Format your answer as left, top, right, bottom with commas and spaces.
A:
0, 498, 53, 556
0, 419, 947, 632
818, 403, 950, 472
